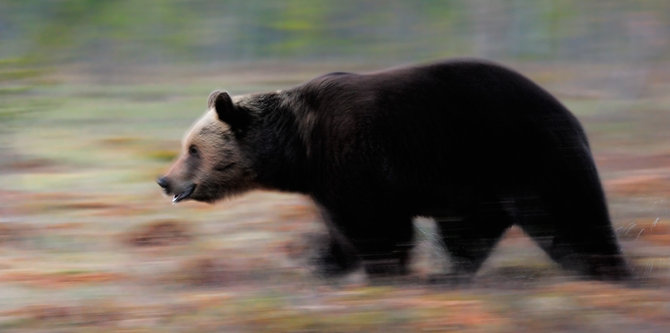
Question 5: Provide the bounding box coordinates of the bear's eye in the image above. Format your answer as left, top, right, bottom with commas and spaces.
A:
188, 145, 199, 157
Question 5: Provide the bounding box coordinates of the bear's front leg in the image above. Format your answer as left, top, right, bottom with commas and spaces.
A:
330, 211, 415, 279
310, 232, 360, 277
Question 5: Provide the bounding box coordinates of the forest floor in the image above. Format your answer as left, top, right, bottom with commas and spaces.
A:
1, 62, 670, 332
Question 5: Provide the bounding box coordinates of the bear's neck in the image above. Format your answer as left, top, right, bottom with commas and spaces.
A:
248, 93, 312, 194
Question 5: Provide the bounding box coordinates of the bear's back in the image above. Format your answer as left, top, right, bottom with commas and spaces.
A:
287, 59, 591, 212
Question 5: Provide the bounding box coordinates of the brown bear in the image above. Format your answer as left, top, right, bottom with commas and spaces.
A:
158, 59, 631, 282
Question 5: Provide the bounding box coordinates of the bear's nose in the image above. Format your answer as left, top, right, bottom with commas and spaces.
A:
156, 176, 169, 189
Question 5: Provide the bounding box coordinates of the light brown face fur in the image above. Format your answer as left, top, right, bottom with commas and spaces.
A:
159, 109, 257, 203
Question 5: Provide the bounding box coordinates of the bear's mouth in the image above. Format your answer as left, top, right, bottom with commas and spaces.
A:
172, 184, 196, 203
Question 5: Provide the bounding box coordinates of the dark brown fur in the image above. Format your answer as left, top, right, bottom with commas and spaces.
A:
159, 59, 631, 281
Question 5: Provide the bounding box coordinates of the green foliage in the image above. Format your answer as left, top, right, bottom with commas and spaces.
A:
2, 0, 668, 67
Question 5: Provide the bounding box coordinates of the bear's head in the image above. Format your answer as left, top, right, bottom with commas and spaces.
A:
157, 90, 257, 203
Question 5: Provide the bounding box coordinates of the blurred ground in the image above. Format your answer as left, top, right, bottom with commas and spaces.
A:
1, 61, 670, 332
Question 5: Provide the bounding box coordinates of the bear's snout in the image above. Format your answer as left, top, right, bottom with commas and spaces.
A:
157, 176, 169, 190
157, 176, 176, 196
157, 176, 196, 203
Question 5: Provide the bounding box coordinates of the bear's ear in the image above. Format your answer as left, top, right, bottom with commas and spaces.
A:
208, 90, 250, 131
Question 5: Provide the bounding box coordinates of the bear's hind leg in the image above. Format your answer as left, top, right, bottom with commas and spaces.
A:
436, 207, 513, 282
519, 215, 631, 280
516, 192, 631, 281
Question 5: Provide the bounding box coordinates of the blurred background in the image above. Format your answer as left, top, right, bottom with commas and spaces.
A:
1, 0, 670, 331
